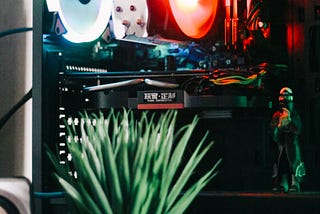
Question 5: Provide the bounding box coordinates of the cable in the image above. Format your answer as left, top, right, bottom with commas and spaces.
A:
0, 88, 32, 130
209, 69, 267, 85
33, 191, 66, 199
0, 27, 33, 130
0, 27, 32, 38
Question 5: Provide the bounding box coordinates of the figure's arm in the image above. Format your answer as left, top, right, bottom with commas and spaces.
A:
285, 111, 302, 135
270, 112, 280, 143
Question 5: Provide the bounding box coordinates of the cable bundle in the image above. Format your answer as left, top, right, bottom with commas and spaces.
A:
209, 68, 267, 86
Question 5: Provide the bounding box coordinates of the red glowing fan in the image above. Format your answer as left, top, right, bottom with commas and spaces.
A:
147, 0, 223, 41
168, 0, 219, 39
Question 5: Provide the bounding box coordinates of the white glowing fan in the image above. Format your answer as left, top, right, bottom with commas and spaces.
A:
111, 0, 149, 39
0, 177, 31, 214
46, 0, 112, 43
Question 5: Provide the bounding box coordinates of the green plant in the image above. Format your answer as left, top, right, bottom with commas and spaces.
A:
47, 109, 221, 214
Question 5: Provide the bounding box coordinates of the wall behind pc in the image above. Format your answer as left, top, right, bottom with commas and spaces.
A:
0, 0, 32, 180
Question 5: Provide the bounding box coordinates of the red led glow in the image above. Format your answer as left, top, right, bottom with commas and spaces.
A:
287, 23, 304, 57
168, 0, 219, 39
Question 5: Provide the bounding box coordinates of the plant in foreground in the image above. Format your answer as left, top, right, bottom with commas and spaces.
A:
47, 109, 221, 214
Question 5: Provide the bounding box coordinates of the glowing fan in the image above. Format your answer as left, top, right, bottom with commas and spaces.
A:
0, 178, 31, 214
46, 0, 112, 43
111, 0, 149, 39
168, 0, 218, 38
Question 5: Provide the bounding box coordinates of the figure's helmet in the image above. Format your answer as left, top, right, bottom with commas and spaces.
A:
279, 87, 293, 103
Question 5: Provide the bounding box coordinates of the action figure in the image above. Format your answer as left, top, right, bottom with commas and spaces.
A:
270, 87, 305, 192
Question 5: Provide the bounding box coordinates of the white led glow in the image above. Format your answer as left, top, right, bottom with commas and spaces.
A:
46, 0, 60, 11
176, 0, 198, 12
46, 0, 112, 43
